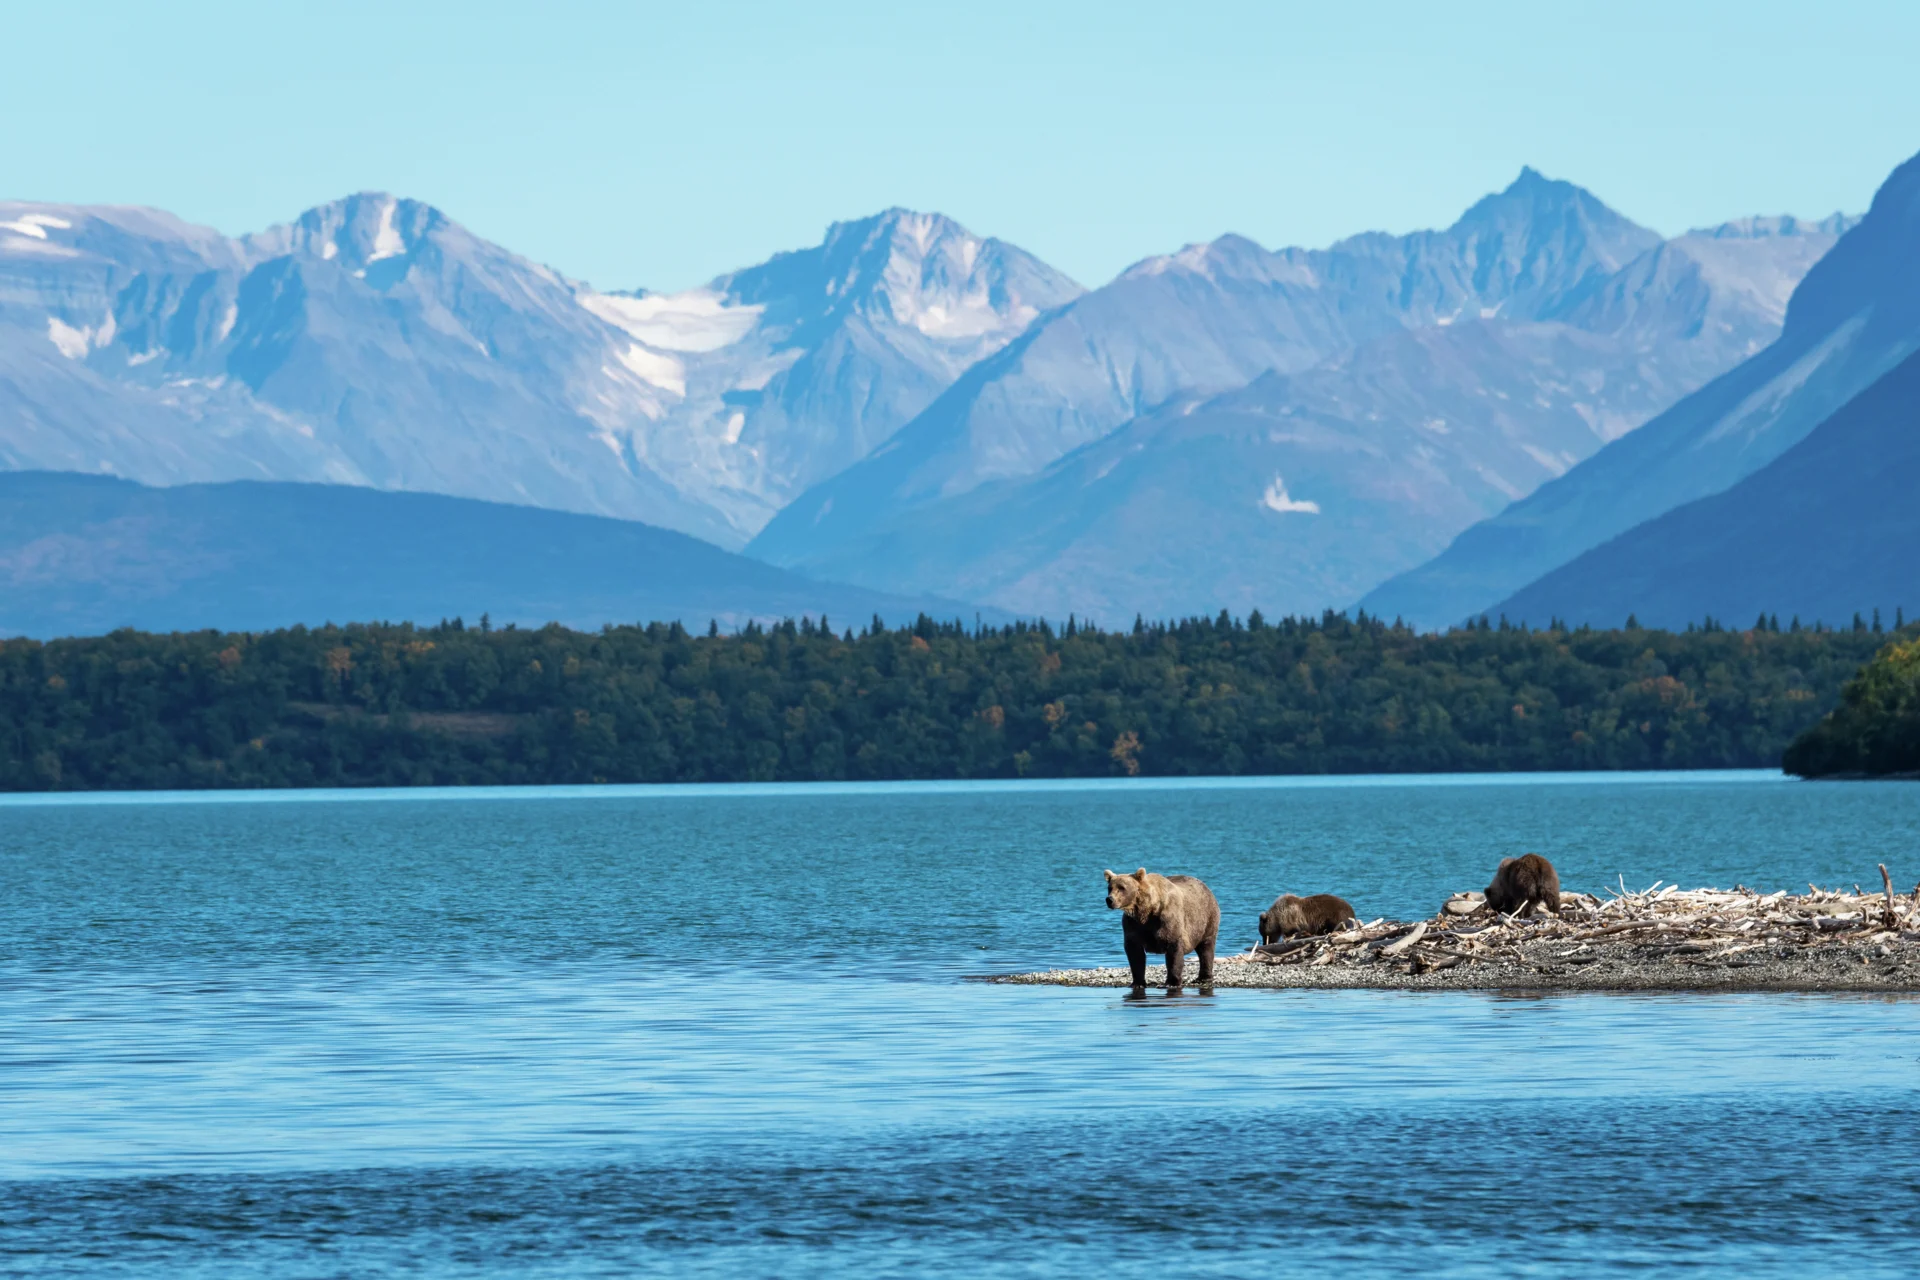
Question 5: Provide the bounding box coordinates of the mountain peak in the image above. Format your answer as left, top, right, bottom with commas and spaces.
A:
718, 207, 1080, 340
1455, 166, 1640, 232
1435, 168, 1662, 316
245, 192, 449, 278
1776, 145, 1920, 339
1119, 232, 1292, 283
821, 207, 982, 267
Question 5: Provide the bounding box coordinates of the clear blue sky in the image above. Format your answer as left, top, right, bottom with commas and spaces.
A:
7, 0, 1917, 291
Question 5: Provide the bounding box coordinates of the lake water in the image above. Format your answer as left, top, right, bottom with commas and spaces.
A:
3, 772, 1919, 1276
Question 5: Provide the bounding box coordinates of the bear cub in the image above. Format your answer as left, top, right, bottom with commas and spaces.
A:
1104, 867, 1221, 989
1484, 853, 1561, 915
1258, 893, 1356, 944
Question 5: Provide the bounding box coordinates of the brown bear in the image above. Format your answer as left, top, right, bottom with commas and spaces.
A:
1104, 867, 1220, 988
1484, 853, 1561, 915
1258, 893, 1356, 944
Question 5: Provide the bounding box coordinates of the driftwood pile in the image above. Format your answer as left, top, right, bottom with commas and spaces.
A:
1227, 863, 1920, 978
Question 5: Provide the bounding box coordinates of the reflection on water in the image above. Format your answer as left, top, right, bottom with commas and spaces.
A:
2, 773, 1919, 1274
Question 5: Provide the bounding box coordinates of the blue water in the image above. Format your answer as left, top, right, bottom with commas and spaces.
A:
3, 772, 1919, 1275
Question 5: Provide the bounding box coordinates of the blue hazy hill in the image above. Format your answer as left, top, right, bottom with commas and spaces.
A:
0, 472, 990, 638
1489, 344, 1920, 630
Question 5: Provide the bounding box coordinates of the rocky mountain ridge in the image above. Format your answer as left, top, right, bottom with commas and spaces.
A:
0, 170, 1877, 630
0, 196, 1076, 548
748, 177, 1856, 621
1362, 151, 1919, 628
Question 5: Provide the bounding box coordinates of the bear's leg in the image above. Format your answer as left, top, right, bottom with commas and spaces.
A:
1165, 948, 1185, 988
1125, 937, 1148, 988
1196, 936, 1215, 984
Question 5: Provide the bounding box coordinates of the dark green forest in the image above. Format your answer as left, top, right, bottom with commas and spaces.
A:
1784, 634, 1920, 777
0, 611, 1900, 791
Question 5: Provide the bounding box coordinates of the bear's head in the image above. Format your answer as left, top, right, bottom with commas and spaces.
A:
1485, 856, 1518, 897
1258, 894, 1299, 944
1104, 867, 1158, 917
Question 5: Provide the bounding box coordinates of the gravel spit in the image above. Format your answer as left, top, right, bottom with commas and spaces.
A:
988, 881, 1920, 994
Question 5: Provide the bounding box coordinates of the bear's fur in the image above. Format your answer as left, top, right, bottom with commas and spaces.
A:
1484, 853, 1561, 915
1104, 867, 1220, 988
1258, 893, 1356, 944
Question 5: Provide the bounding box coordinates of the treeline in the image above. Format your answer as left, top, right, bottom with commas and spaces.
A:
0, 611, 1899, 791
1784, 636, 1920, 778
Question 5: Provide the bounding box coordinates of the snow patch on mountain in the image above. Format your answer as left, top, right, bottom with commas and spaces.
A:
46, 316, 90, 359
367, 198, 406, 262
581, 288, 762, 353
44, 310, 116, 359
1260, 474, 1320, 514
896, 291, 1037, 340
578, 207, 1081, 539
614, 343, 687, 396
2, 213, 71, 239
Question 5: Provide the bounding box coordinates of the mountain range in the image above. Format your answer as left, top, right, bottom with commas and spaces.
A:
2, 156, 1907, 637
0, 197, 1076, 549
749, 175, 1853, 619
1363, 154, 1920, 628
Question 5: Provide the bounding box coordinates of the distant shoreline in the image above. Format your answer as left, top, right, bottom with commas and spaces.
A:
0, 618, 1889, 792
0, 767, 1797, 805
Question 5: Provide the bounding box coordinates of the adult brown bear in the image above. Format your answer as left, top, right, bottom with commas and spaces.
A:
1258, 893, 1355, 943
1103, 868, 1220, 988
1484, 853, 1561, 915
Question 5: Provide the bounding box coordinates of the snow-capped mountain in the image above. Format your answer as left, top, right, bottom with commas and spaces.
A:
576, 209, 1081, 536
0, 196, 1076, 548
1362, 152, 1920, 629
748, 168, 1666, 568
747, 175, 1853, 621
0, 173, 1874, 630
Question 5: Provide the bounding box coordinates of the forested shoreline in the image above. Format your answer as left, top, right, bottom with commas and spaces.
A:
0, 611, 1899, 791
1784, 636, 1920, 778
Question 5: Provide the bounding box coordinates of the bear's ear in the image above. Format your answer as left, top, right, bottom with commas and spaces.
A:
1103, 869, 1116, 882
1134, 868, 1148, 880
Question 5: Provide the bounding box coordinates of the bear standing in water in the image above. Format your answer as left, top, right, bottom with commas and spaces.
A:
1484, 853, 1561, 915
1258, 893, 1355, 944
1104, 868, 1220, 988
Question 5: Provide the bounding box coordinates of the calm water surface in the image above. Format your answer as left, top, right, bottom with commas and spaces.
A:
2, 772, 1918, 1275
